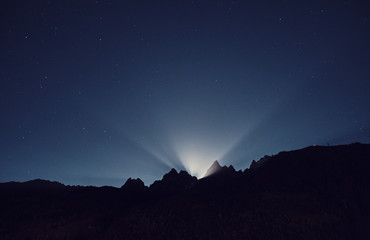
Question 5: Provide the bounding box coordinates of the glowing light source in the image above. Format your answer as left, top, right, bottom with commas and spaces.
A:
171, 140, 225, 178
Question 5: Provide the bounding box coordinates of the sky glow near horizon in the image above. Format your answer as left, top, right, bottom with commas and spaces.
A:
1, 1, 370, 186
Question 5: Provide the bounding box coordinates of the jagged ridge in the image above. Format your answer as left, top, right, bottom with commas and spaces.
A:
1, 143, 370, 240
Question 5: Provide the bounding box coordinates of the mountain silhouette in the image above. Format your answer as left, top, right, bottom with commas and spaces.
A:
121, 178, 146, 190
1, 143, 370, 239
150, 168, 197, 195
203, 160, 239, 178
249, 154, 271, 170
203, 160, 222, 177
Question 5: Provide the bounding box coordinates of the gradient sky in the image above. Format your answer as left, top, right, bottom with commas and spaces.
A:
1, 0, 370, 186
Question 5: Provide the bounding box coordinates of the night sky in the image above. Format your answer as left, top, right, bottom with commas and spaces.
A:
1, 0, 370, 187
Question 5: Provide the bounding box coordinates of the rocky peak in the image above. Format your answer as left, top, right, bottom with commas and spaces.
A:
162, 168, 178, 181
150, 168, 197, 192
203, 160, 239, 178
121, 178, 146, 190
250, 155, 271, 170
203, 160, 222, 177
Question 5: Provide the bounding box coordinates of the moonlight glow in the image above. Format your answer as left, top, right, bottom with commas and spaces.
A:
1, 1, 369, 187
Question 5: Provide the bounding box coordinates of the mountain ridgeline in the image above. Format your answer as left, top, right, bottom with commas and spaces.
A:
1, 143, 370, 240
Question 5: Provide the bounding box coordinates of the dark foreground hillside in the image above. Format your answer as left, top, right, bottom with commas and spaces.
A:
1, 143, 370, 240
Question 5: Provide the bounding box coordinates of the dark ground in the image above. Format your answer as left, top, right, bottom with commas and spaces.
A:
1, 143, 370, 239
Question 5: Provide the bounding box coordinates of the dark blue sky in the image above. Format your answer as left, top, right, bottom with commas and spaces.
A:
1, 0, 370, 186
